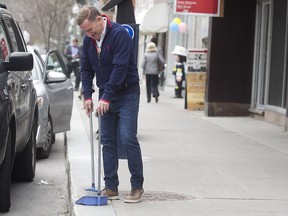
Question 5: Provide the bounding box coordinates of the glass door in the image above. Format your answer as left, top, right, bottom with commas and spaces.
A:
251, 0, 272, 112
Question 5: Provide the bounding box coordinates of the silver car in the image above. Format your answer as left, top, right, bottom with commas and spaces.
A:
27, 45, 74, 158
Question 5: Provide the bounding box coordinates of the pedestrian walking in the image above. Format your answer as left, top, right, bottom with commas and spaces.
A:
150, 37, 166, 88
64, 38, 82, 91
172, 45, 187, 98
141, 42, 165, 103
75, 5, 144, 203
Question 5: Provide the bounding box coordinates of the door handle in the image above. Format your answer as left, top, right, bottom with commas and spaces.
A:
28, 76, 33, 83
21, 83, 27, 90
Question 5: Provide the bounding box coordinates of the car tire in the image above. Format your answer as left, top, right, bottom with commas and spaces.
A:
51, 133, 56, 144
0, 128, 12, 212
12, 118, 36, 182
37, 115, 53, 159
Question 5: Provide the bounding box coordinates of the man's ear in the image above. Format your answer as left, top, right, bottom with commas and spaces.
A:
96, 16, 102, 22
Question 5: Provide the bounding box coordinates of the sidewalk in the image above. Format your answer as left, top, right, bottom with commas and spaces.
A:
67, 84, 288, 216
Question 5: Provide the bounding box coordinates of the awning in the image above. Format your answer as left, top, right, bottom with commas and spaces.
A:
136, 3, 170, 34
135, 9, 148, 24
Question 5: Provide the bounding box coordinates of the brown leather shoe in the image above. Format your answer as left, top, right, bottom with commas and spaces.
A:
124, 188, 144, 203
101, 188, 119, 200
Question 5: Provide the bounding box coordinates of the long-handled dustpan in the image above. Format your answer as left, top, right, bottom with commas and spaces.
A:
75, 112, 108, 206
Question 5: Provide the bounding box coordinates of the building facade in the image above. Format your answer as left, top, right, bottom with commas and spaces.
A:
206, 0, 288, 130
81, 0, 288, 129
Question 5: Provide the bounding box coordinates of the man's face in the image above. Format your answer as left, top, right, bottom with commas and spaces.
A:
80, 17, 102, 40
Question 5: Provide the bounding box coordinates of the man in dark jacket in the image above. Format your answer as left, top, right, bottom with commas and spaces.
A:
64, 38, 81, 91
76, 5, 144, 203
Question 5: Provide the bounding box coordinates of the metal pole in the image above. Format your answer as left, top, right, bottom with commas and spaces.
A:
89, 112, 95, 189
97, 115, 102, 195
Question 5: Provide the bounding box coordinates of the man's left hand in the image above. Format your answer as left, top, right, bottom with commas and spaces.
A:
97, 100, 109, 116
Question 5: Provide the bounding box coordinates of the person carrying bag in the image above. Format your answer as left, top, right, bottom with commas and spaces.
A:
141, 42, 165, 103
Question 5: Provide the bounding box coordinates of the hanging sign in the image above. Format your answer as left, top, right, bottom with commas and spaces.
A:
174, 0, 224, 17
122, 24, 135, 39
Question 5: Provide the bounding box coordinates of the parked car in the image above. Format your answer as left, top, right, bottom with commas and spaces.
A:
27, 45, 74, 159
0, 4, 37, 212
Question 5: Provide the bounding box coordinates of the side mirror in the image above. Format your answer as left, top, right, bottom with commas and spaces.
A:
46, 71, 67, 83
4, 52, 33, 71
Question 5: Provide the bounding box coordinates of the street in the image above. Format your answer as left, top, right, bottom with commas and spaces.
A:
8, 134, 69, 216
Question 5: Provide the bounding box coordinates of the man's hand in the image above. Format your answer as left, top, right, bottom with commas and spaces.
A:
73, 54, 80, 60
96, 100, 109, 116
84, 99, 94, 116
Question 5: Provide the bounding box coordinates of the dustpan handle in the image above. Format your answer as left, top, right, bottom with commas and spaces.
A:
89, 112, 96, 189
97, 114, 102, 195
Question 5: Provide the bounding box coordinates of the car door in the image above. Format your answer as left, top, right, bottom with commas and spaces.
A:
0, 22, 11, 164
2, 18, 34, 148
43, 50, 73, 133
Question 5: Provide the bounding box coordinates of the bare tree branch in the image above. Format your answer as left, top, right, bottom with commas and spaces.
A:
2, 0, 75, 53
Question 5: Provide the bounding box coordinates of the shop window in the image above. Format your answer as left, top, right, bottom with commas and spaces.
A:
268, 0, 287, 108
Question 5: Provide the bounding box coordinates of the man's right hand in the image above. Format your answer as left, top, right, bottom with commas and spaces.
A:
84, 99, 94, 116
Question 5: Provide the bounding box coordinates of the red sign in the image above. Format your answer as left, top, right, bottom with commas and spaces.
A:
174, 0, 222, 16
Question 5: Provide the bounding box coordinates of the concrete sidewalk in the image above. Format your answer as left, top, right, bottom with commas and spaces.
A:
67, 85, 288, 216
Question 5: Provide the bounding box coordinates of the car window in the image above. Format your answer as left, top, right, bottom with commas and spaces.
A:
4, 19, 25, 52
34, 50, 44, 76
4, 19, 18, 51
14, 21, 26, 51
47, 52, 64, 73
31, 54, 42, 80
28, 46, 44, 80
0, 23, 11, 61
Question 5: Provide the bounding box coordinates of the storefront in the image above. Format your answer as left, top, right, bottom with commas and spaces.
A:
206, 0, 288, 129
251, 0, 288, 127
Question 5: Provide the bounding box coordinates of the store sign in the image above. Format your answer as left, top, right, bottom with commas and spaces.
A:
187, 49, 207, 72
122, 24, 135, 39
174, 0, 224, 17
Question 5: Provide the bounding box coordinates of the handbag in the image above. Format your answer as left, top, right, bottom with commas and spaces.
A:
157, 55, 165, 72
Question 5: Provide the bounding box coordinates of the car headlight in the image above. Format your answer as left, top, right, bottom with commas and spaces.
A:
37, 97, 44, 108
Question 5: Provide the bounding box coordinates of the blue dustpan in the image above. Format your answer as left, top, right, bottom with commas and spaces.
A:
75, 195, 108, 206
75, 113, 108, 206
85, 186, 99, 192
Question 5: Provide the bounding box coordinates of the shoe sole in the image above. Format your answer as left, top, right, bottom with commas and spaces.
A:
124, 198, 141, 203
107, 195, 119, 200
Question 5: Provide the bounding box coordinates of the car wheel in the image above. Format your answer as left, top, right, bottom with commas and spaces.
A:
12, 118, 36, 182
37, 116, 53, 159
0, 128, 12, 212
51, 133, 56, 144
